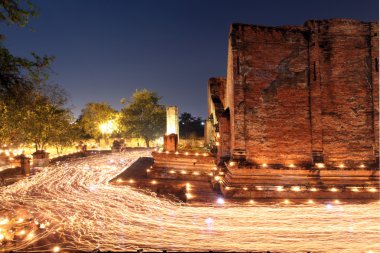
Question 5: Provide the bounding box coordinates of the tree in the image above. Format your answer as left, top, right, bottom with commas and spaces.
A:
179, 112, 204, 138
0, 0, 37, 28
77, 102, 117, 143
119, 89, 165, 147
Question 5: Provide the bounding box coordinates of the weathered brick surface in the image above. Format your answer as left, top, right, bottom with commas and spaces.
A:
210, 19, 379, 168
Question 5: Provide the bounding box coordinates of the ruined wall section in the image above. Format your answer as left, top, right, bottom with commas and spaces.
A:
229, 24, 312, 165
370, 22, 379, 165
306, 19, 378, 167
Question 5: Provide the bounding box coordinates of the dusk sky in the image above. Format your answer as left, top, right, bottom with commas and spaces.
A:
2, 0, 378, 118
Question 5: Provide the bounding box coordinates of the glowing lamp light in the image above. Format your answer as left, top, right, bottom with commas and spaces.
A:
330, 187, 338, 192
193, 171, 200, 175
175, 151, 179, 155
215, 142, 220, 146
310, 187, 318, 192
17, 218, 24, 223
0, 218, 9, 225
151, 180, 157, 185
195, 153, 199, 156
283, 199, 290, 204
289, 164, 295, 168
185, 152, 189, 156
216, 197, 225, 205
117, 179, 123, 183
351, 187, 359, 192
181, 170, 187, 174
249, 199, 255, 204
256, 186, 263, 191
368, 188, 377, 193
307, 199, 314, 204
203, 153, 207, 156
262, 163, 268, 168
99, 120, 117, 135
339, 164, 345, 169
19, 230, 26, 235
0, 234, 4, 240
225, 186, 230, 190
291, 186, 301, 192
212, 167, 217, 171
53, 246, 60, 252
129, 179, 134, 183
276, 186, 284, 192
229, 161, 235, 166
169, 170, 175, 174
26, 233, 34, 240
146, 169, 151, 172
315, 163, 325, 168
165, 151, 169, 154
334, 199, 340, 204
214, 176, 220, 181
185, 193, 193, 199
243, 187, 248, 191
360, 164, 365, 168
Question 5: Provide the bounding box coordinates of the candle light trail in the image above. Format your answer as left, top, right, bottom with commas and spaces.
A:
0, 150, 379, 252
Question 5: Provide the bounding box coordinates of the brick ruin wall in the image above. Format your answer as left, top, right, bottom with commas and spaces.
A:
221, 19, 379, 168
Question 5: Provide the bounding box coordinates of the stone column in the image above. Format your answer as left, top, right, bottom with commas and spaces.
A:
166, 106, 179, 136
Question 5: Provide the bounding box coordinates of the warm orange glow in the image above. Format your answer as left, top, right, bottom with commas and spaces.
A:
262, 163, 267, 168
316, 163, 325, 169
330, 187, 338, 192
291, 186, 301, 192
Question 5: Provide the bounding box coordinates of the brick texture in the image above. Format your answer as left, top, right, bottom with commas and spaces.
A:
210, 19, 379, 168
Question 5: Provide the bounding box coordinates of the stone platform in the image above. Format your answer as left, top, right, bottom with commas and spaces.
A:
215, 163, 380, 199
149, 151, 216, 181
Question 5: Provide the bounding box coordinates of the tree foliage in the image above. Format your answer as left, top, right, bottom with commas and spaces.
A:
77, 102, 117, 142
120, 89, 165, 147
0, 1, 79, 151
0, 0, 37, 28
179, 112, 204, 138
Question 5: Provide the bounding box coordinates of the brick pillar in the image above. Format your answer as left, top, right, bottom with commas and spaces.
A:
164, 134, 178, 152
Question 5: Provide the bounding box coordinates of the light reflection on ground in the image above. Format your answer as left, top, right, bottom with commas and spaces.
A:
0, 150, 379, 252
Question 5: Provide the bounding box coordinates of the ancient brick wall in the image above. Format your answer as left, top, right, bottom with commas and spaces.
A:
227, 23, 312, 165
306, 19, 378, 167
223, 19, 379, 168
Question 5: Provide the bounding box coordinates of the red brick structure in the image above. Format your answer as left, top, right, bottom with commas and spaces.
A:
209, 19, 379, 169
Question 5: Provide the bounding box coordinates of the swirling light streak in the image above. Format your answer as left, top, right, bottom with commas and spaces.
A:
0, 150, 379, 252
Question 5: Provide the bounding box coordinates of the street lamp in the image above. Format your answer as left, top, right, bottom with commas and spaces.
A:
99, 120, 117, 146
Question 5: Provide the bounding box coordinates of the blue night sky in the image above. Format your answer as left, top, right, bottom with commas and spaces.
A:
2, 0, 378, 118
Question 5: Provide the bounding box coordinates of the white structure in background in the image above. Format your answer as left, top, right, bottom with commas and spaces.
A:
166, 106, 179, 135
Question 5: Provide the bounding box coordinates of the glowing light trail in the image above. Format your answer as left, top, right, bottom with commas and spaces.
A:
0, 151, 379, 252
